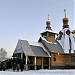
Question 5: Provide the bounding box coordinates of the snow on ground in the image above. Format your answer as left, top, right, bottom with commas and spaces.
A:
0, 69, 75, 75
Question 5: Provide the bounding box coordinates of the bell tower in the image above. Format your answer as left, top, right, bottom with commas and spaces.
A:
41, 15, 56, 43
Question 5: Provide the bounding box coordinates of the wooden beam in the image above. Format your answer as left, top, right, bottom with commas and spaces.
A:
49, 57, 50, 69
25, 56, 28, 70
21, 53, 23, 59
42, 57, 43, 69
34, 57, 37, 70
49, 56, 51, 70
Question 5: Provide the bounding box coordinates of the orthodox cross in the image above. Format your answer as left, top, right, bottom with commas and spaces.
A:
48, 14, 49, 20
64, 9, 67, 18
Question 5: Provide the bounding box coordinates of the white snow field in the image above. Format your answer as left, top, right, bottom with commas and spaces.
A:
0, 70, 75, 75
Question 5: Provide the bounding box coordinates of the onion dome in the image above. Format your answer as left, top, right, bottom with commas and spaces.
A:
63, 9, 69, 28
46, 14, 52, 30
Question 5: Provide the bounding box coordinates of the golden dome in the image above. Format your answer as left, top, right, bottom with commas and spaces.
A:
63, 18, 69, 22
46, 14, 52, 30
46, 20, 50, 25
62, 9, 69, 28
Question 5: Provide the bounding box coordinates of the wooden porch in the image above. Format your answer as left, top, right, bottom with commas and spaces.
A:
13, 53, 51, 70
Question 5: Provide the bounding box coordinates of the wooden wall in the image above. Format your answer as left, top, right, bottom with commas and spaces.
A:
51, 53, 65, 66
64, 54, 75, 66
36, 57, 42, 65
47, 37, 55, 43
51, 53, 75, 66
14, 53, 75, 68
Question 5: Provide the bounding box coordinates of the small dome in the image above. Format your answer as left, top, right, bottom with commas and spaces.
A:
63, 9, 69, 22
63, 18, 69, 22
46, 20, 50, 25
46, 15, 51, 30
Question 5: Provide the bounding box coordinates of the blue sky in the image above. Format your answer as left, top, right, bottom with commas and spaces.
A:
0, 0, 74, 57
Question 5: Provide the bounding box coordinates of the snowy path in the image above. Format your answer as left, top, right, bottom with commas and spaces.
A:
0, 70, 75, 75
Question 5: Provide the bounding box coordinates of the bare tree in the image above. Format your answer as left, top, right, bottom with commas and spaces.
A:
0, 48, 7, 61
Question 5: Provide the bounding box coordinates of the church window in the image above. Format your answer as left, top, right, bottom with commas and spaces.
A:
53, 55, 56, 61
48, 34, 53, 37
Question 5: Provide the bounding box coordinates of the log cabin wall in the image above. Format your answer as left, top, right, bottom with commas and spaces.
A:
64, 54, 75, 66
29, 57, 42, 65
36, 57, 42, 65
43, 57, 49, 65
50, 53, 75, 69
47, 37, 56, 43
13, 53, 75, 69
51, 53, 65, 66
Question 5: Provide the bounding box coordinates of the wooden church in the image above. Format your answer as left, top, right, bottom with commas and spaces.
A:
13, 10, 75, 70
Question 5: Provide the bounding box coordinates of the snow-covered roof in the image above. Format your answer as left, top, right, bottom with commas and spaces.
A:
28, 41, 50, 56
28, 41, 44, 47
41, 29, 57, 34
40, 37, 57, 44
39, 37, 64, 53
13, 40, 49, 57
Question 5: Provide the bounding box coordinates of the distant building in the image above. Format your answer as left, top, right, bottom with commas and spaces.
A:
13, 10, 75, 70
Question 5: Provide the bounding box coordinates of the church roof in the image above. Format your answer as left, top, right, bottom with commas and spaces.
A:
39, 37, 64, 53
13, 35, 64, 57
13, 40, 49, 57
30, 45, 49, 57
41, 29, 57, 34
